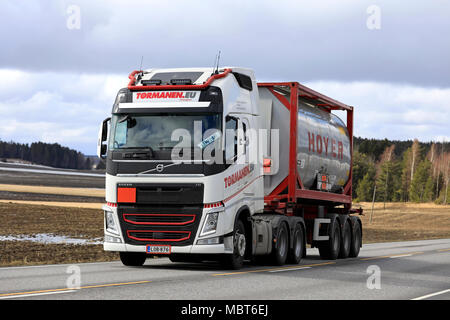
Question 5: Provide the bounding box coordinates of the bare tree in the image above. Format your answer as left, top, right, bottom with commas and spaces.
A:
376, 145, 396, 209
410, 139, 420, 182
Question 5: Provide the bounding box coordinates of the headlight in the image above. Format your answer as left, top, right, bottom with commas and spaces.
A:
201, 212, 219, 236
105, 211, 119, 235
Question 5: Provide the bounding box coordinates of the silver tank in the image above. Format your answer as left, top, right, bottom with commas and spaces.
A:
297, 102, 351, 192
258, 87, 351, 195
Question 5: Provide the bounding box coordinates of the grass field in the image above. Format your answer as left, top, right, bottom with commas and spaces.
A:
0, 202, 117, 266
0, 184, 104, 197
355, 202, 450, 243
0, 180, 449, 267
0, 199, 449, 266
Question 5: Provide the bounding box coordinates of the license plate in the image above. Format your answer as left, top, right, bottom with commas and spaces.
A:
146, 245, 171, 254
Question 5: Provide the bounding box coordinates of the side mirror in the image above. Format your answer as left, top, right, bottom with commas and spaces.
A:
97, 117, 111, 159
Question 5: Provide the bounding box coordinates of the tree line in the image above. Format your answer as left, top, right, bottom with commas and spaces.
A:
0, 140, 92, 170
353, 137, 450, 204
1, 137, 449, 203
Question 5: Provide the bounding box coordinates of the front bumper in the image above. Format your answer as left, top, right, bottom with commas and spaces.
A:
102, 203, 233, 255
103, 242, 229, 254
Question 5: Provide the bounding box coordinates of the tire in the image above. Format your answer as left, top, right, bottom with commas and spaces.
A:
223, 219, 247, 270
287, 224, 304, 264
349, 220, 362, 258
339, 220, 351, 259
119, 252, 147, 266
271, 222, 289, 266
318, 219, 341, 260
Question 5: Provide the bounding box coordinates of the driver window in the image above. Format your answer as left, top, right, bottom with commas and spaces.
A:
114, 121, 127, 147
225, 116, 238, 163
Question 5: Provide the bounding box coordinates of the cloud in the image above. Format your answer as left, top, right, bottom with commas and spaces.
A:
1, 1, 449, 86
304, 80, 450, 142
1, 1, 449, 154
0, 69, 127, 154
0, 68, 448, 155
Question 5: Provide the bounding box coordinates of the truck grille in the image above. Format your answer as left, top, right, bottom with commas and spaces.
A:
123, 213, 196, 226
127, 230, 191, 242
117, 183, 204, 246
118, 205, 202, 246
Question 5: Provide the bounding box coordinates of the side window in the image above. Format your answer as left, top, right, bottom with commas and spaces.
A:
113, 120, 127, 148
241, 119, 249, 156
232, 72, 253, 91
225, 116, 238, 162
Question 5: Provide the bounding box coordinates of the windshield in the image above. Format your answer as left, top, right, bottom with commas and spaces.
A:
109, 114, 222, 152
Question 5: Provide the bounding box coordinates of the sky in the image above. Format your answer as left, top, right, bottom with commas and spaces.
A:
0, 0, 449, 155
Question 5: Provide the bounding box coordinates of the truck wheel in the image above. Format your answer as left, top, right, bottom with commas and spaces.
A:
119, 252, 147, 266
271, 222, 289, 266
287, 224, 304, 264
318, 219, 341, 260
349, 221, 362, 258
224, 219, 247, 269
339, 220, 351, 259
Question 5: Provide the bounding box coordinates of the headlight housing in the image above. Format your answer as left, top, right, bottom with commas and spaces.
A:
201, 212, 220, 236
105, 210, 119, 235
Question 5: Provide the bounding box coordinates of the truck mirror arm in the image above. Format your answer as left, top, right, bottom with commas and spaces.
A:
97, 117, 111, 159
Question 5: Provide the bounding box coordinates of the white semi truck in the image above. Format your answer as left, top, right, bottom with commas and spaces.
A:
97, 67, 362, 269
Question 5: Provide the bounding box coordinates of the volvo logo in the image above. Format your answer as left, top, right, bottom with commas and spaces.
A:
137, 162, 181, 175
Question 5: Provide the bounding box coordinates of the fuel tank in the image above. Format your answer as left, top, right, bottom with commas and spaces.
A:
258, 87, 351, 195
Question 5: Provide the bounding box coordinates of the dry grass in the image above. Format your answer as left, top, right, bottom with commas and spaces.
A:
0, 202, 104, 238
354, 202, 450, 243
0, 200, 102, 209
0, 184, 104, 197
0, 242, 118, 267
1, 200, 449, 267
0, 202, 118, 266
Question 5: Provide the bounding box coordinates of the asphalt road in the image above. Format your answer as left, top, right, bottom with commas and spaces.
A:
0, 239, 449, 300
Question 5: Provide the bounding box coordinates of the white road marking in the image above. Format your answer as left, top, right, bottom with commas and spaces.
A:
0, 290, 76, 299
268, 267, 312, 273
411, 288, 450, 300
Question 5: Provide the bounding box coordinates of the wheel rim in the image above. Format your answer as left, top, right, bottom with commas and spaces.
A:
235, 231, 246, 257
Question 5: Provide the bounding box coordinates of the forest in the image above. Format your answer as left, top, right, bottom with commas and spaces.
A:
353, 137, 449, 204
0, 140, 92, 170
0, 137, 449, 204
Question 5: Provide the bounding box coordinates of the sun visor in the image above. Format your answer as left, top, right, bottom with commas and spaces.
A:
118, 101, 211, 111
